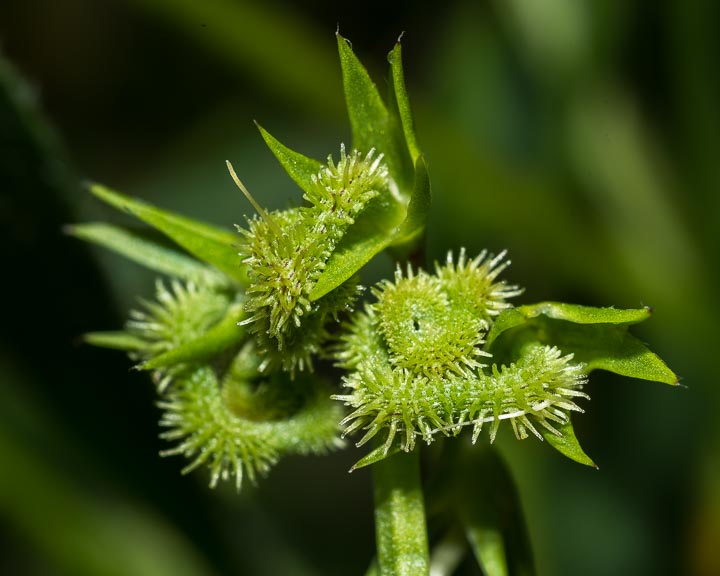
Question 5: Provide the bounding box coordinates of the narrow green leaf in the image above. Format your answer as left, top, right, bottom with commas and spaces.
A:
522, 301, 652, 325
89, 184, 245, 284
549, 324, 679, 385
487, 302, 651, 347
486, 302, 678, 385
392, 154, 431, 248
256, 123, 323, 197
337, 33, 390, 159
310, 228, 394, 301
67, 223, 223, 282
83, 331, 148, 352
141, 303, 247, 370
466, 526, 508, 576
337, 34, 414, 195
541, 419, 597, 468
387, 40, 420, 163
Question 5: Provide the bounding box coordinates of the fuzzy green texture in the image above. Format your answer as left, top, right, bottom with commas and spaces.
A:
121, 277, 342, 490
237, 146, 391, 374
334, 250, 589, 458
159, 363, 342, 490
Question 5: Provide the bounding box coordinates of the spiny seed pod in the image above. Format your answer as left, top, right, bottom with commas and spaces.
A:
333, 250, 589, 457
236, 146, 391, 375
158, 345, 343, 490
335, 345, 587, 455
436, 247, 524, 321
372, 264, 490, 377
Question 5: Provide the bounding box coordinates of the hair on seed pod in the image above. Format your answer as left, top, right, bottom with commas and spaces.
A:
333, 249, 589, 458
126, 278, 234, 391
234, 146, 392, 375
158, 352, 344, 491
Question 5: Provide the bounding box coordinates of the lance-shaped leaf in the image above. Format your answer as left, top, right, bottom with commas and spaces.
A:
487, 302, 678, 385
387, 39, 421, 164
337, 33, 412, 193
89, 184, 245, 284
66, 223, 225, 284
256, 123, 323, 197
541, 418, 597, 468
306, 36, 430, 301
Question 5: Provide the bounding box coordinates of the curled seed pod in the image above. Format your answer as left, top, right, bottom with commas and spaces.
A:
334, 250, 587, 458
159, 347, 344, 491
335, 345, 586, 454
373, 264, 489, 377
237, 146, 390, 375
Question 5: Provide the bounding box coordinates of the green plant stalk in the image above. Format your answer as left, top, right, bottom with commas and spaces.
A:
373, 449, 430, 576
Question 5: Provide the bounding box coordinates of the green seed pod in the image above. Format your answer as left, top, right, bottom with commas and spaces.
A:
333, 251, 589, 459
237, 146, 391, 375
127, 278, 234, 390
159, 347, 343, 490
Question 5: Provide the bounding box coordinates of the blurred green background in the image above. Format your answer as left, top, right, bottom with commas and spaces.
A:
1, 1, 718, 575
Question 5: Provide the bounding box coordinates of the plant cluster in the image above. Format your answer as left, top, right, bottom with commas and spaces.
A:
70, 33, 677, 575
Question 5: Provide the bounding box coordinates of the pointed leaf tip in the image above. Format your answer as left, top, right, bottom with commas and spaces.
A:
88, 183, 245, 284
256, 124, 323, 198
542, 419, 597, 468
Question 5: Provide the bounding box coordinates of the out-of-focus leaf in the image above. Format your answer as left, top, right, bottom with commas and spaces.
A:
126, 0, 342, 118
141, 303, 247, 370
0, 357, 216, 576
427, 444, 535, 576
487, 302, 678, 385
256, 123, 323, 197
66, 223, 224, 283
429, 529, 467, 576
541, 419, 597, 468
83, 331, 148, 352
90, 184, 245, 284
466, 526, 508, 576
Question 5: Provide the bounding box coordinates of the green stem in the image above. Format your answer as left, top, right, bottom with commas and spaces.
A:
373, 449, 430, 576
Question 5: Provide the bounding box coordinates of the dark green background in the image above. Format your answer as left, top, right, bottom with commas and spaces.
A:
1, 1, 718, 575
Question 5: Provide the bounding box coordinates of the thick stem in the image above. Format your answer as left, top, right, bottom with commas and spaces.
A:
373, 449, 430, 576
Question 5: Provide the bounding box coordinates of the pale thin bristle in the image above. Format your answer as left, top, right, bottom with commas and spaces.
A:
226, 160, 281, 235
